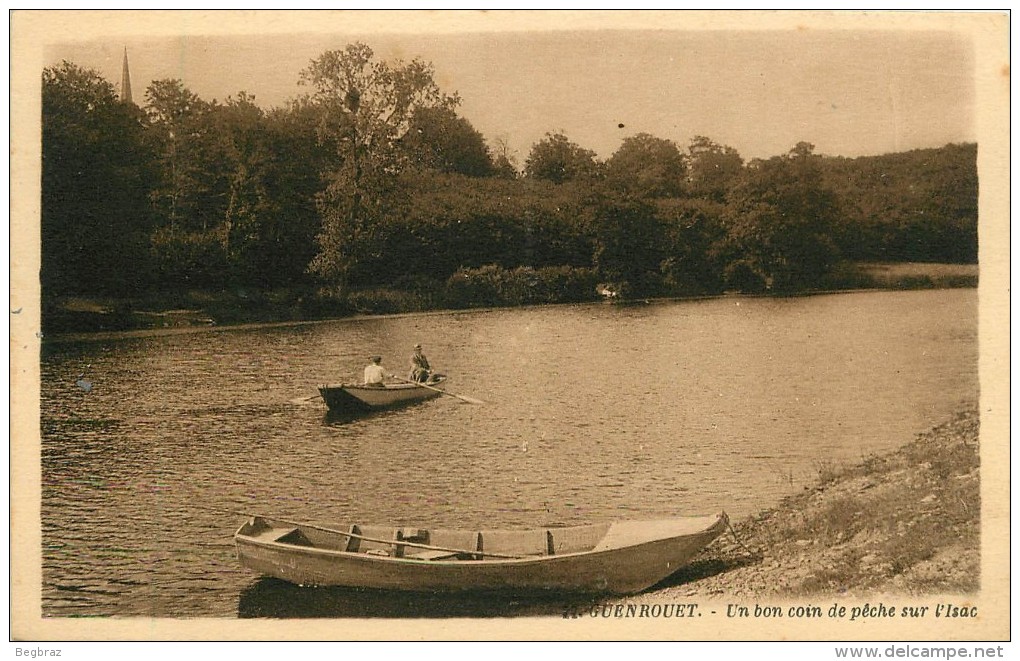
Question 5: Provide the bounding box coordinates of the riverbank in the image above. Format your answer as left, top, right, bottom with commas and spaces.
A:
41, 261, 977, 338
628, 406, 980, 601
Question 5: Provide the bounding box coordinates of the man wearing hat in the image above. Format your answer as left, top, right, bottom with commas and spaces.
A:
363, 355, 387, 387
409, 344, 432, 383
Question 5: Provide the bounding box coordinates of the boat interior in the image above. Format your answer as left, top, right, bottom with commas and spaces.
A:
335, 375, 447, 392
240, 517, 613, 560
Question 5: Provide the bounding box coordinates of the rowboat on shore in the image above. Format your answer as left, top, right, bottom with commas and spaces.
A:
317, 376, 447, 414
234, 511, 729, 595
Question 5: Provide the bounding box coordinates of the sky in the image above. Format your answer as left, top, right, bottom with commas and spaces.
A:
42, 18, 977, 164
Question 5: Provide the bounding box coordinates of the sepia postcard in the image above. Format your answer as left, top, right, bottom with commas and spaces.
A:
9, 9, 1010, 649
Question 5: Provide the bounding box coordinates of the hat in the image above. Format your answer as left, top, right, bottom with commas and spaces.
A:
413, 344, 422, 349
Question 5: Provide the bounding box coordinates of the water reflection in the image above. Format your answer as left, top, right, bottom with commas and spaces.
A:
321, 400, 440, 427
237, 577, 592, 619
322, 411, 363, 427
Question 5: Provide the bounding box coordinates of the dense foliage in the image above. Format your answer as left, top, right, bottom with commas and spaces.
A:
41, 46, 978, 311
42, 62, 153, 294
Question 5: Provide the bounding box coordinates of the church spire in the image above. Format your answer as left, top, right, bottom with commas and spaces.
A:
120, 47, 133, 104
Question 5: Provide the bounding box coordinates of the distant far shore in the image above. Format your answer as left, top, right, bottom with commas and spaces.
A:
40, 261, 977, 341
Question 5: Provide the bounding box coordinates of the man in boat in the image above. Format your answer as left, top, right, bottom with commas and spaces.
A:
364, 356, 387, 387
409, 344, 432, 383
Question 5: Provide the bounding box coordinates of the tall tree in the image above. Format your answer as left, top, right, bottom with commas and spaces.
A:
215, 93, 272, 281
143, 79, 219, 235
723, 142, 840, 292
524, 132, 602, 183
685, 136, 744, 202
401, 106, 494, 177
42, 61, 154, 296
605, 133, 685, 197
252, 99, 330, 287
299, 43, 459, 284
489, 135, 520, 179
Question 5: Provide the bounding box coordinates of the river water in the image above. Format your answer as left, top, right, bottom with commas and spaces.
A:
39, 289, 978, 618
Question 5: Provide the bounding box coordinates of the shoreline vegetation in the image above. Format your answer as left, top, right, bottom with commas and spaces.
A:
44, 51, 978, 348
625, 405, 980, 601
42, 261, 977, 340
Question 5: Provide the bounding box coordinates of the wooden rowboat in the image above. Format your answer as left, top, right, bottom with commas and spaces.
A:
318, 376, 447, 414
234, 511, 729, 595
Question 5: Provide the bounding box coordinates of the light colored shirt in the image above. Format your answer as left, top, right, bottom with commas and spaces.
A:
364, 364, 386, 385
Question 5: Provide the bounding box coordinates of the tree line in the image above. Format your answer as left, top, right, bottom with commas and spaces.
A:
42, 43, 977, 309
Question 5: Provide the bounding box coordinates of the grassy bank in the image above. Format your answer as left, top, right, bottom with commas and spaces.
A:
627, 406, 980, 600
822, 262, 979, 291
41, 261, 977, 337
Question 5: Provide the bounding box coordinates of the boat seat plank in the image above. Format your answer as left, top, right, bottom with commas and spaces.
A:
251, 527, 303, 544
399, 527, 429, 543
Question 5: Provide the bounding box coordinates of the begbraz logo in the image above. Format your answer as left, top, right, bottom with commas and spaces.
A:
15, 649, 61, 658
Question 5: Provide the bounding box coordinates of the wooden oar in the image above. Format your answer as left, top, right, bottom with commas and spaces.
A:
227, 509, 522, 559
289, 393, 322, 404
389, 374, 485, 405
